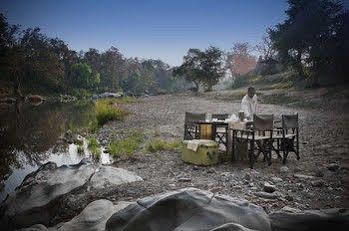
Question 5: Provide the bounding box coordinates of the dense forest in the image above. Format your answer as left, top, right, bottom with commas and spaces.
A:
0, 13, 189, 99
1, 0, 348, 99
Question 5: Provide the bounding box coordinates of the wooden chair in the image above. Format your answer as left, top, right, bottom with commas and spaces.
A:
232, 114, 274, 168
212, 114, 230, 147
183, 112, 206, 140
273, 114, 300, 164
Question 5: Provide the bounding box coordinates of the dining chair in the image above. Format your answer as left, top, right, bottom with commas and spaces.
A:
273, 114, 300, 164
232, 114, 274, 168
183, 112, 206, 140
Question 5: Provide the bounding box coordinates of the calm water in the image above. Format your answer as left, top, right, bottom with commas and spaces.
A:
0, 101, 111, 202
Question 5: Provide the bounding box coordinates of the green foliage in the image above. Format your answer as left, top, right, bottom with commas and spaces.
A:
95, 99, 128, 126
146, 139, 183, 153
108, 132, 144, 157
71, 88, 92, 99
77, 144, 84, 154
231, 75, 247, 89
269, 0, 347, 85
173, 46, 225, 91
69, 63, 100, 90
88, 137, 101, 158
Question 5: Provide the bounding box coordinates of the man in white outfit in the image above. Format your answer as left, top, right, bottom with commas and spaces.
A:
241, 87, 257, 120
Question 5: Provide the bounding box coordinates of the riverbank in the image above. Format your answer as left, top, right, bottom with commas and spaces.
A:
93, 92, 348, 212
1, 91, 348, 229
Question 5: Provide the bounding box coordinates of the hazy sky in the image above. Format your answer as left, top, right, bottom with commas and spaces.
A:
1, 0, 289, 66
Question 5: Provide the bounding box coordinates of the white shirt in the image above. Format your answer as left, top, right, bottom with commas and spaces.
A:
241, 94, 258, 119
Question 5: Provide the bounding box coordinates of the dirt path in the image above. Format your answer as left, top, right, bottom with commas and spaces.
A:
97, 93, 349, 213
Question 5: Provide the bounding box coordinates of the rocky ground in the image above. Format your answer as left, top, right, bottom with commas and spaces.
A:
95, 92, 349, 213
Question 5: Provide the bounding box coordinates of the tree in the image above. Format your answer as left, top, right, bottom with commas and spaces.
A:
173, 46, 224, 91
269, 0, 346, 85
255, 29, 277, 61
226, 42, 256, 76
69, 63, 100, 90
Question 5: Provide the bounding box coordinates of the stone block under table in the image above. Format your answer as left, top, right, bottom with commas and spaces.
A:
182, 139, 219, 166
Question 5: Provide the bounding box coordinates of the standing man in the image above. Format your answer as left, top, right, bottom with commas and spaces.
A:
241, 86, 258, 120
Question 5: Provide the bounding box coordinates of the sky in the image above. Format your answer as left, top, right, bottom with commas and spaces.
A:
1, 0, 289, 66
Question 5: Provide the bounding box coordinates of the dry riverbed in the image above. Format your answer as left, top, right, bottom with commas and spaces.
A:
97, 92, 349, 213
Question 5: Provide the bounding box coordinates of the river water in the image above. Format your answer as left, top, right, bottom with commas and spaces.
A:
0, 100, 111, 202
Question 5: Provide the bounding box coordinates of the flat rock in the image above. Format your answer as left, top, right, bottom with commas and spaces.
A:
0, 160, 95, 230
1, 160, 143, 230
294, 174, 315, 180
271, 176, 283, 184
269, 208, 349, 231
280, 166, 289, 174
106, 188, 272, 231
328, 163, 340, 171
263, 182, 276, 193
254, 192, 279, 200
56, 200, 131, 231
90, 166, 142, 190
311, 180, 325, 187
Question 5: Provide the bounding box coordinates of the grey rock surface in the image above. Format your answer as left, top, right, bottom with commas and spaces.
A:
90, 166, 142, 190
56, 200, 131, 231
0, 160, 95, 230
105, 188, 272, 231
1, 159, 142, 230
269, 208, 349, 231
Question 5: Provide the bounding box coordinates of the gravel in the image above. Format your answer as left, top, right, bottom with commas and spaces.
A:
96, 92, 349, 212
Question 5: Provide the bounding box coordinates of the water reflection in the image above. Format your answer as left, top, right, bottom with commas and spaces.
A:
0, 100, 110, 202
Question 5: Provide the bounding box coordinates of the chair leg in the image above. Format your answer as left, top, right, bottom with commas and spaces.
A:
249, 140, 255, 169
282, 149, 289, 164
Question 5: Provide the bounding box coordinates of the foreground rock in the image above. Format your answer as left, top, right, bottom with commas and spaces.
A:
269, 208, 349, 231
0, 159, 142, 230
105, 187, 272, 231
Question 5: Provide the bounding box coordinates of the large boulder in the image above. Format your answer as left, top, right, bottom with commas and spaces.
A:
0, 159, 142, 230
269, 208, 349, 231
90, 166, 142, 190
105, 187, 272, 231
56, 200, 131, 231
0, 160, 95, 230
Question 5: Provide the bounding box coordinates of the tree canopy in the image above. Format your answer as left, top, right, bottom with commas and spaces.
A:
269, 0, 348, 85
173, 46, 224, 91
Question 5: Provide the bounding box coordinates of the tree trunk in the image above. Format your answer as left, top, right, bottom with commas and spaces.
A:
14, 72, 23, 99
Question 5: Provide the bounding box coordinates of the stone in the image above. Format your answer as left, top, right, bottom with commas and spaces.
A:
269, 208, 349, 231
280, 166, 289, 174
280, 206, 301, 213
0, 160, 142, 230
0, 160, 95, 230
263, 182, 276, 193
311, 180, 325, 187
90, 166, 142, 190
105, 188, 272, 231
285, 195, 294, 201
178, 178, 192, 183
254, 192, 279, 200
271, 176, 283, 184
192, 166, 199, 170
315, 170, 324, 177
244, 173, 251, 181
55, 200, 131, 231
17, 224, 49, 231
294, 174, 315, 180
328, 163, 340, 171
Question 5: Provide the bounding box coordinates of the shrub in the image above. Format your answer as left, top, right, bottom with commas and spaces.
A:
77, 144, 84, 154
88, 137, 101, 158
108, 132, 143, 158
146, 139, 183, 153
95, 99, 128, 126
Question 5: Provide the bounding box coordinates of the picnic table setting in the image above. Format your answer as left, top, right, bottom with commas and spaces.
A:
182, 111, 299, 168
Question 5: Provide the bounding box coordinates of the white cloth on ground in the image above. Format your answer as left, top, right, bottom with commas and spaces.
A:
187, 139, 217, 152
